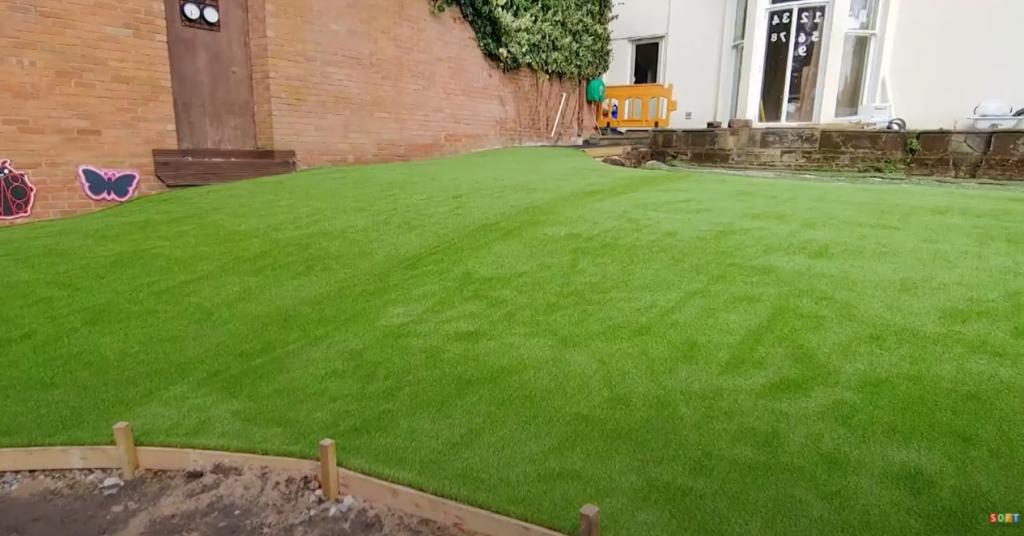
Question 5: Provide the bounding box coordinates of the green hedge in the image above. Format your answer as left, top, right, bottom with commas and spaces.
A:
431, 0, 613, 79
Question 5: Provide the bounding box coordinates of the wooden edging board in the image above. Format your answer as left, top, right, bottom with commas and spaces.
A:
0, 446, 120, 472
0, 422, 601, 536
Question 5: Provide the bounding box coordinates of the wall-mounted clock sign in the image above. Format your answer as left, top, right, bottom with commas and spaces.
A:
202, 5, 220, 24
180, 0, 220, 31
182, 2, 201, 22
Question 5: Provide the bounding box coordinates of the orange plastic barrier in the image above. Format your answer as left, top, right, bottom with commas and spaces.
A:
597, 84, 678, 129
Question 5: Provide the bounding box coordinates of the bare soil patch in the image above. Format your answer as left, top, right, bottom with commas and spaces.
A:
0, 465, 458, 536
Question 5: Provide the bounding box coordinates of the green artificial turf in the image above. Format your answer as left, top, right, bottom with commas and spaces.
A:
1, 148, 1022, 535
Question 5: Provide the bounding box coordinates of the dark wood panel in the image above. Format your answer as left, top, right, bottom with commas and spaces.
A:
163, 0, 256, 149
157, 165, 294, 175
154, 149, 296, 161
155, 166, 295, 186
158, 174, 292, 186
159, 175, 285, 186
156, 162, 294, 174
154, 150, 296, 187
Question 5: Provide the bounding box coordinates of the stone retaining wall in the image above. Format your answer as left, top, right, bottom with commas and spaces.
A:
650, 127, 1024, 180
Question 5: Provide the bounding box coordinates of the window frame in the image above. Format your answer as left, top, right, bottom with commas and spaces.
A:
756, 1, 833, 125
729, 0, 894, 126
629, 37, 665, 85
729, 0, 749, 119
834, 0, 884, 118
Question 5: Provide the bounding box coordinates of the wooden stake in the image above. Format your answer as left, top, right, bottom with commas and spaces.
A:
112, 422, 138, 480
318, 438, 339, 500
579, 504, 600, 536
551, 92, 568, 138
577, 81, 586, 137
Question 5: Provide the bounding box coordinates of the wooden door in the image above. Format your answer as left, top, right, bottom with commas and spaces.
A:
163, 0, 256, 149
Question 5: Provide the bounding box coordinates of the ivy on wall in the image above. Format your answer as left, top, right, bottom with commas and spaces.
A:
431, 0, 613, 80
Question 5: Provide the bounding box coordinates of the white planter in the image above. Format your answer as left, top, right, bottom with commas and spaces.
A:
970, 117, 1023, 130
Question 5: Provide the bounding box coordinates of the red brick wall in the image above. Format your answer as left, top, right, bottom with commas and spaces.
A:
0, 0, 594, 224
247, 0, 276, 150
0, 0, 176, 224
252, 0, 595, 167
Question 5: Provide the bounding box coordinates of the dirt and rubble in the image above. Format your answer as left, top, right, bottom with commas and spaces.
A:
0, 464, 458, 536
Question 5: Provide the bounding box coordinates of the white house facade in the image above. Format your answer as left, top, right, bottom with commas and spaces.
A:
602, 0, 1024, 130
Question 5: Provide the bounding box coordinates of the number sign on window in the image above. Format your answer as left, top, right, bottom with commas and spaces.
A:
792, 9, 824, 57
769, 8, 791, 45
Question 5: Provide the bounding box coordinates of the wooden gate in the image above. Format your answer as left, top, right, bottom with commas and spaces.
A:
162, 0, 256, 149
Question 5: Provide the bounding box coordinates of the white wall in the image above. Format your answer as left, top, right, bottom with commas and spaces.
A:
664, 0, 728, 127
606, 39, 635, 86
603, 0, 728, 127
605, 0, 672, 86
888, 0, 1024, 129
609, 0, 671, 40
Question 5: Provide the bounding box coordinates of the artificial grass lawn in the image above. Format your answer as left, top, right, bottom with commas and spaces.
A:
1, 148, 1022, 535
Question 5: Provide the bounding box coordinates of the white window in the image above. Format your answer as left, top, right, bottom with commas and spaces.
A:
835, 0, 880, 117
731, 0, 892, 125
729, 0, 749, 118
758, 1, 830, 123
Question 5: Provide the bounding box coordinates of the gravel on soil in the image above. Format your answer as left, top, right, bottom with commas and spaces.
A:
0, 465, 458, 536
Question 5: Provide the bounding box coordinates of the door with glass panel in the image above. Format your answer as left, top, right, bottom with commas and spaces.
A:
758, 1, 829, 123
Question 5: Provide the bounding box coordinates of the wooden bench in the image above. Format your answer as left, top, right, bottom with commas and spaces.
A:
153, 149, 297, 187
